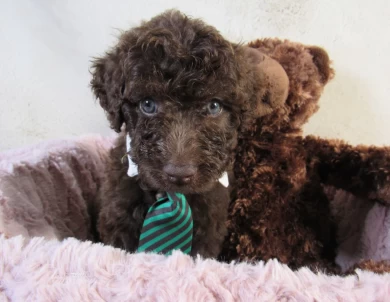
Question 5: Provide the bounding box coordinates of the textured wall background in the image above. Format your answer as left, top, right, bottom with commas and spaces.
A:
1, 0, 389, 150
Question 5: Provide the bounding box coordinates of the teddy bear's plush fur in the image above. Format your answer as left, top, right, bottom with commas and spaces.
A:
219, 38, 390, 272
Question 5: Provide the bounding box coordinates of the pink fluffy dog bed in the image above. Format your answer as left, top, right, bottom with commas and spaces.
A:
1, 135, 390, 301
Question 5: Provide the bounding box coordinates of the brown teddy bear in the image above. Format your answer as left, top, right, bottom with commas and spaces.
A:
219, 38, 390, 273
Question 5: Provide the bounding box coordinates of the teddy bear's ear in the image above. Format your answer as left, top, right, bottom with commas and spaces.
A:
307, 46, 334, 84
243, 47, 289, 117
90, 50, 125, 132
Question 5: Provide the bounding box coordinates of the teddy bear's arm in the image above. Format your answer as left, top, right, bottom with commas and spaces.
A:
304, 135, 390, 205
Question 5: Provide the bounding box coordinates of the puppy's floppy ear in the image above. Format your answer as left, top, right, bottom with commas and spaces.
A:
90, 50, 125, 132
244, 47, 289, 117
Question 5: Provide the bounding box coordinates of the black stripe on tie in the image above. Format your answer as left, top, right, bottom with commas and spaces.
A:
159, 225, 193, 254
140, 198, 183, 234
146, 198, 179, 217
172, 237, 192, 255
138, 199, 189, 247
143, 209, 192, 252
167, 192, 182, 204
154, 195, 168, 206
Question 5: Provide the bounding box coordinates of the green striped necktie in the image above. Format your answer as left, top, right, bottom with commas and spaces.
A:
137, 192, 193, 255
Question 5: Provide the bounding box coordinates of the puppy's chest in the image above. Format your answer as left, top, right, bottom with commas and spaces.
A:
187, 188, 230, 224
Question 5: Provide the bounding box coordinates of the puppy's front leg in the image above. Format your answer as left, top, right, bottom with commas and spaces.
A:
189, 184, 230, 258
97, 177, 151, 252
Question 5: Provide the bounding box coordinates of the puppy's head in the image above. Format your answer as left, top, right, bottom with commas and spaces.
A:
91, 10, 288, 194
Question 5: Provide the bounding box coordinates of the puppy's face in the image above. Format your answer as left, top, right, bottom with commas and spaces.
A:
91, 10, 286, 193
122, 70, 240, 194
120, 16, 243, 193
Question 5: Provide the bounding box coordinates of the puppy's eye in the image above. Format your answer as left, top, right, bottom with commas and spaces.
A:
140, 98, 158, 115
207, 100, 223, 116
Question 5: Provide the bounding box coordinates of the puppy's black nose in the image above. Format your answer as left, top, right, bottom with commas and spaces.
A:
163, 164, 197, 185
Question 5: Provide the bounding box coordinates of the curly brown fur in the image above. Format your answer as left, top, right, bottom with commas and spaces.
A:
220, 133, 338, 269
90, 10, 267, 257
220, 38, 390, 272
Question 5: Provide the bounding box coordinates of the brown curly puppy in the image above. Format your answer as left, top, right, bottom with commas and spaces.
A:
220, 38, 390, 272
90, 10, 287, 257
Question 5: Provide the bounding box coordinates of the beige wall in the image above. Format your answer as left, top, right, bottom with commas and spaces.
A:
1, 0, 389, 150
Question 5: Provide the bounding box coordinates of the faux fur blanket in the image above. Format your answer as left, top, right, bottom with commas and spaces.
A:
1, 135, 390, 301
2, 235, 390, 301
